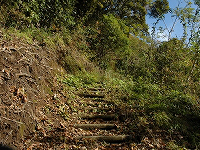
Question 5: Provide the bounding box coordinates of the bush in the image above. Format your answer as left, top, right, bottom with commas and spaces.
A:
0, 0, 75, 29
117, 35, 150, 78
152, 38, 192, 86
86, 14, 130, 69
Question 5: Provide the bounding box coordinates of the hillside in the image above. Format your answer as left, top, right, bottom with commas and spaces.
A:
0, 28, 199, 150
0, 28, 101, 149
0, 28, 151, 149
0, 28, 64, 148
0, 28, 135, 149
0, 0, 200, 149
0, 28, 157, 149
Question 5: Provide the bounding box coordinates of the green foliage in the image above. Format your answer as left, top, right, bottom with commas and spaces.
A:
100, 14, 130, 55
116, 35, 151, 78
170, 1, 200, 44
77, 72, 101, 85
86, 14, 130, 69
58, 72, 102, 90
58, 54, 83, 73
153, 38, 189, 84
27, 0, 75, 28
146, 89, 197, 117
194, 0, 200, 7
74, 0, 104, 23
0, 0, 75, 28
74, 0, 170, 35
0, 0, 28, 28
104, 67, 200, 148
153, 111, 171, 127
104, 0, 149, 35
166, 141, 185, 150
118, 37, 195, 89
148, 0, 170, 18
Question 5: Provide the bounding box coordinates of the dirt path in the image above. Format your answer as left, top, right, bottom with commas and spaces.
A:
70, 86, 133, 149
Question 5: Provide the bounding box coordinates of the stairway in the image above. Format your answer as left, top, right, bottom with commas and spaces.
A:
73, 85, 132, 149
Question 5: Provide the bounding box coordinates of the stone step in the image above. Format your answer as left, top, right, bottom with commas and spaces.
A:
74, 124, 117, 130
80, 114, 116, 120
76, 135, 132, 143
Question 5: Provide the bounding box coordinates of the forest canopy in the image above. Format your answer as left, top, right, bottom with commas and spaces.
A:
0, 0, 169, 35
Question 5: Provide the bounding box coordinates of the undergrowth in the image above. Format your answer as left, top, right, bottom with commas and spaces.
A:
57, 67, 200, 148
1, 22, 200, 149
103, 71, 200, 148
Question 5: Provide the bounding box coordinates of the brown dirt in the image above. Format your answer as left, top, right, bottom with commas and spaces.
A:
0, 30, 72, 149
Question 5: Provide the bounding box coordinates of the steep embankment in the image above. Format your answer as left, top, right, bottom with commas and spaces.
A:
0, 29, 87, 149
0, 29, 61, 148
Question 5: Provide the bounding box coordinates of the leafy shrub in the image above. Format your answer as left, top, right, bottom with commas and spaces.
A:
99, 14, 130, 55
152, 38, 191, 86
117, 35, 151, 78
86, 14, 130, 69
58, 72, 102, 90
153, 111, 171, 127
0, 0, 75, 29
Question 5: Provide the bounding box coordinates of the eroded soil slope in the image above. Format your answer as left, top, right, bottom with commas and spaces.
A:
0, 30, 68, 149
